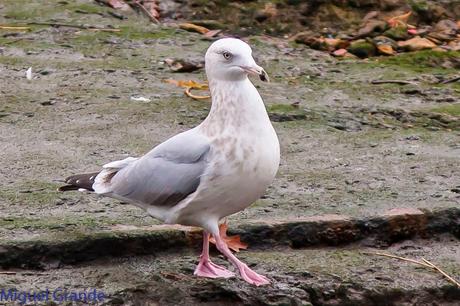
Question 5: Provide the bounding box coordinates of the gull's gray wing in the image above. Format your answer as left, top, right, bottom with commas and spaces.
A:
107, 130, 210, 207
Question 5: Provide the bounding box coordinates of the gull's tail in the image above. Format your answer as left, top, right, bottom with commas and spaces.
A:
58, 172, 100, 192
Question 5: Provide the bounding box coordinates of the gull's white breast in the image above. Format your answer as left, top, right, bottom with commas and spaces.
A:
166, 79, 280, 226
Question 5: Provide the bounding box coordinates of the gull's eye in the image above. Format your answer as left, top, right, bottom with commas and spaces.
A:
222, 51, 233, 60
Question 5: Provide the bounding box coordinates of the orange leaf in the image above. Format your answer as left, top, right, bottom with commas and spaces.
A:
377, 44, 395, 55
387, 11, 412, 28
179, 23, 210, 34
164, 79, 209, 90
165, 79, 210, 100
209, 222, 248, 252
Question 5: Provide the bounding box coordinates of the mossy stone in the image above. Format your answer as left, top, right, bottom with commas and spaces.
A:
347, 39, 376, 58
383, 26, 410, 41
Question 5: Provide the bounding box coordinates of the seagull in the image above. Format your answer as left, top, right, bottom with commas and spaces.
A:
59, 38, 280, 286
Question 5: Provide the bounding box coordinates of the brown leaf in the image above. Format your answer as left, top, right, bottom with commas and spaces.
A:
387, 11, 412, 28
209, 222, 248, 253
377, 44, 395, 55
179, 23, 210, 34
164, 58, 204, 73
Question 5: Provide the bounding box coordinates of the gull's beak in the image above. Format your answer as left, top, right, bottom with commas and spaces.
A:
240, 65, 269, 82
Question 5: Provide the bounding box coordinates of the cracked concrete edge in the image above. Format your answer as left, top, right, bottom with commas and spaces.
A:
0, 207, 459, 269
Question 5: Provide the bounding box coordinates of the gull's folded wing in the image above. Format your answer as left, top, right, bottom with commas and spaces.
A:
98, 130, 210, 208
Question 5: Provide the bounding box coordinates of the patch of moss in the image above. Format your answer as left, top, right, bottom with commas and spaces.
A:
116, 26, 177, 41
383, 26, 410, 41
430, 104, 460, 117
347, 41, 376, 58
0, 181, 60, 206
372, 50, 460, 73
409, 0, 429, 13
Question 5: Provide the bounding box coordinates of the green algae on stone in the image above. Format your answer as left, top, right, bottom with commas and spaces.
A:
347, 40, 376, 58
383, 26, 410, 41
267, 104, 308, 122
430, 104, 460, 117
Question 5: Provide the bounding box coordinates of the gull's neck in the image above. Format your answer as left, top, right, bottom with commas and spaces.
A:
199, 78, 271, 136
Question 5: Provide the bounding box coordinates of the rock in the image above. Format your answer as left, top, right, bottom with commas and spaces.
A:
347, 39, 376, 58
412, 1, 450, 23
377, 44, 395, 55
383, 26, 410, 41
332, 48, 348, 57
356, 19, 388, 38
380, 0, 405, 10
434, 19, 459, 33
296, 36, 348, 52
373, 36, 397, 55
324, 38, 347, 49
292, 30, 318, 45
397, 36, 437, 51
188, 20, 226, 30
164, 58, 204, 72
363, 11, 379, 22
447, 40, 460, 51
255, 3, 277, 22
427, 19, 459, 42
373, 36, 397, 48
408, 25, 432, 36
255, 11, 269, 22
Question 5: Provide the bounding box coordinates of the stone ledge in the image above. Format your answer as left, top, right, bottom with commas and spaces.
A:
0, 207, 459, 269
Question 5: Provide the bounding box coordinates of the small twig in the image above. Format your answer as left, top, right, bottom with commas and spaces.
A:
371, 80, 418, 86
365, 252, 460, 288
0, 26, 30, 30
440, 76, 460, 85
132, 0, 159, 24
26, 22, 120, 32
0, 271, 49, 276
422, 258, 460, 288
364, 252, 433, 268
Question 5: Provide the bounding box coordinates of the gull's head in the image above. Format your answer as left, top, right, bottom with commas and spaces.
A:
205, 38, 269, 82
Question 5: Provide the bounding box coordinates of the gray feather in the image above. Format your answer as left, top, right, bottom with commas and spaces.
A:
108, 130, 210, 207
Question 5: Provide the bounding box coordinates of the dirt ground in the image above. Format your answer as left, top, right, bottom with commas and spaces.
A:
0, 0, 459, 305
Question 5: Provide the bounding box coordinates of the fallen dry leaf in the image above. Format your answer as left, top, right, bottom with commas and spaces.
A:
179, 23, 210, 34
165, 79, 208, 89
209, 222, 248, 253
165, 79, 210, 100
164, 58, 204, 73
387, 11, 412, 28
0, 26, 30, 30
377, 44, 395, 55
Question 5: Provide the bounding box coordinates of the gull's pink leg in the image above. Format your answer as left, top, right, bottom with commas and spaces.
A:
194, 231, 235, 278
213, 230, 270, 286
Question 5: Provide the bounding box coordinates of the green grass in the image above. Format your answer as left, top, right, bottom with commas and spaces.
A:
430, 104, 460, 117
0, 181, 60, 206
370, 50, 460, 72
